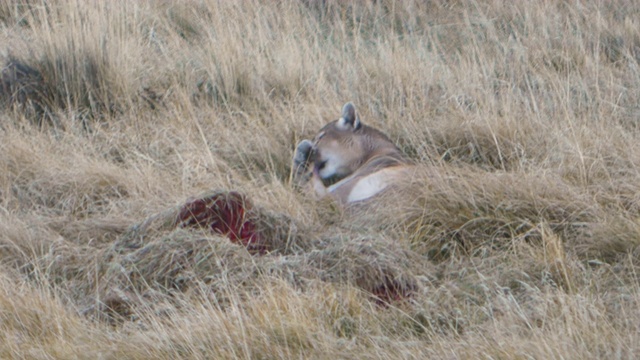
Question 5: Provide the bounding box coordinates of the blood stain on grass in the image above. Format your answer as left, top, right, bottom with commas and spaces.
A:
176, 191, 269, 254
369, 276, 415, 306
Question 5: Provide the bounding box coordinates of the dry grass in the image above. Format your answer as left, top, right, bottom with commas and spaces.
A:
1, 0, 640, 358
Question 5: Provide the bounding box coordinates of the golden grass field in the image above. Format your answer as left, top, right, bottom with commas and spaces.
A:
1, 0, 640, 358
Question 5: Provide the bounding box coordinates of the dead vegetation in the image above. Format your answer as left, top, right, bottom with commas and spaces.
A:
1, 0, 640, 358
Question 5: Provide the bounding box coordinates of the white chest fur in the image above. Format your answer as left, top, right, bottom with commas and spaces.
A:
346, 169, 393, 202
323, 166, 407, 204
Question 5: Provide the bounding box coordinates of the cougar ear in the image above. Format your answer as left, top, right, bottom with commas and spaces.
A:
337, 102, 361, 130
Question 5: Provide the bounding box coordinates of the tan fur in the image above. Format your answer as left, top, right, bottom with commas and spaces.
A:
292, 102, 413, 204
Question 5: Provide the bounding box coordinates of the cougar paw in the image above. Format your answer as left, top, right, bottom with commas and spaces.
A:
294, 139, 313, 167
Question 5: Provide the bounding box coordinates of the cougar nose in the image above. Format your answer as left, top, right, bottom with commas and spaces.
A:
313, 157, 327, 176
315, 160, 327, 171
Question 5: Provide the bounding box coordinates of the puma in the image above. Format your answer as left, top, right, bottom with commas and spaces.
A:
292, 102, 413, 204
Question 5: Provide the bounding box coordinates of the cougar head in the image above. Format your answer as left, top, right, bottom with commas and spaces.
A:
312, 102, 399, 186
